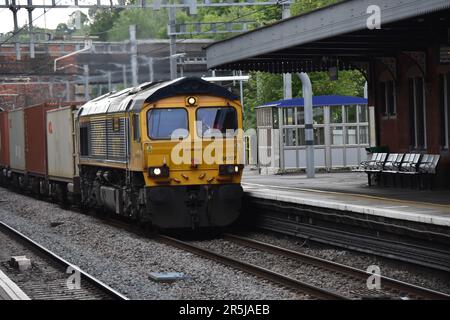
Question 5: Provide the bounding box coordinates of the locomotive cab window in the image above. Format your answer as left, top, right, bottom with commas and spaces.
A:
147, 108, 188, 140
196, 107, 237, 137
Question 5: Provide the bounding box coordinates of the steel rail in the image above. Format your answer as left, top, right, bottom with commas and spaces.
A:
224, 234, 450, 300
0, 220, 128, 300
156, 234, 348, 300
256, 213, 450, 272
248, 196, 450, 272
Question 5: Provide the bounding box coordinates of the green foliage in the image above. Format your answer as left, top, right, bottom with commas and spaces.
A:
242, 70, 366, 130
88, 9, 123, 41
291, 0, 342, 16
105, 9, 168, 41
243, 73, 283, 130
308, 71, 366, 97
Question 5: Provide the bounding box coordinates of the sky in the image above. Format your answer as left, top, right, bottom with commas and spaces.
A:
0, 7, 90, 34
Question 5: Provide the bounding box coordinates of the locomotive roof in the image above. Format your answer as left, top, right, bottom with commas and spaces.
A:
77, 77, 238, 117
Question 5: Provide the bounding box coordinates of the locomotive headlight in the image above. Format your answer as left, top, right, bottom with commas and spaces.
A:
219, 164, 243, 176
148, 166, 170, 178
185, 96, 198, 107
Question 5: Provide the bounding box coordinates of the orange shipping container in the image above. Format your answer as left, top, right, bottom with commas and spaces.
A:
24, 103, 57, 176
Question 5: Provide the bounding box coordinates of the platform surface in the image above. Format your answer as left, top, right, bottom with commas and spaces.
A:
0, 269, 30, 300
242, 172, 450, 227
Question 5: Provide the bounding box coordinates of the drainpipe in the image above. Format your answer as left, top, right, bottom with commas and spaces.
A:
298, 72, 315, 178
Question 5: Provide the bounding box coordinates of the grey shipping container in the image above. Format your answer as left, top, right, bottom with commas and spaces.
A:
8, 109, 26, 172
46, 106, 79, 181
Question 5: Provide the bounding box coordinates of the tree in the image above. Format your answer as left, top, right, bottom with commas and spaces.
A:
88, 8, 123, 41
105, 9, 168, 41
55, 23, 72, 36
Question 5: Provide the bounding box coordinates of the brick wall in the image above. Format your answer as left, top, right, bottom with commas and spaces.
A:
371, 46, 450, 186
0, 44, 78, 110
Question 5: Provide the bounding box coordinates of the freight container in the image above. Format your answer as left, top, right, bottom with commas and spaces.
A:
24, 103, 57, 176
8, 109, 25, 172
0, 111, 9, 167
46, 106, 79, 181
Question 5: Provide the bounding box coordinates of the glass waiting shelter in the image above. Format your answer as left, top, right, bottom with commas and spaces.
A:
255, 96, 374, 172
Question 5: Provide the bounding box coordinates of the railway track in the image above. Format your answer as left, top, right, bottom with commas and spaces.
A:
223, 234, 450, 300
245, 194, 450, 273
157, 234, 348, 300
0, 221, 128, 300
257, 212, 450, 272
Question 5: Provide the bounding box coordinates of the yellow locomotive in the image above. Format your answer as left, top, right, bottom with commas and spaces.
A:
77, 77, 244, 229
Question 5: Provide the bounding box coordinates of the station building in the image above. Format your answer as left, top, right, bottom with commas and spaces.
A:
206, 0, 450, 186
255, 95, 374, 173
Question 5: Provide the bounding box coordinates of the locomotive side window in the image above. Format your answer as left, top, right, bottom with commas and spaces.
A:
147, 108, 188, 140
79, 125, 90, 156
196, 107, 237, 137
132, 114, 140, 142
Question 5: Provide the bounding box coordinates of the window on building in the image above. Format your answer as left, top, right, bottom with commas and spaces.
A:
297, 128, 306, 146
408, 77, 427, 150
314, 127, 325, 146
283, 128, 297, 146
439, 73, 449, 150
283, 108, 295, 125
346, 126, 358, 145
296, 107, 305, 125
380, 81, 396, 117
359, 126, 370, 145
313, 107, 325, 124
331, 126, 344, 145
330, 106, 342, 123
379, 83, 386, 116
358, 105, 368, 123
386, 81, 396, 116
346, 106, 357, 123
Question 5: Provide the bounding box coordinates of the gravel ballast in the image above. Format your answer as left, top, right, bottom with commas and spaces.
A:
237, 231, 450, 295
0, 186, 448, 299
0, 187, 303, 300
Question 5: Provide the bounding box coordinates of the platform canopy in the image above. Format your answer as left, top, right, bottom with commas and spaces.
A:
206, 0, 450, 73
257, 95, 368, 108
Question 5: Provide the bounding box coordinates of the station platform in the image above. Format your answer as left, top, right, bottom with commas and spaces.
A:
242, 172, 450, 228
0, 269, 30, 300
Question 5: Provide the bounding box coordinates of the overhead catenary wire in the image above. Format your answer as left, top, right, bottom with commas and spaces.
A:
0, 0, 63, 47
0, 2, 286, 83
138, 3, 282, 58
2, 3, 281, 76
